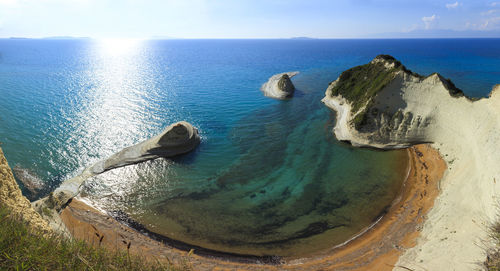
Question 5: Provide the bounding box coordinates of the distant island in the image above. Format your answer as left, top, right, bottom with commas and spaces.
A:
290, 37, 317, 40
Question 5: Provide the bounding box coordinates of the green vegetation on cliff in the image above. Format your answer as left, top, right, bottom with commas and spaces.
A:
330, 55, 416, 110
329, 55, 469, 128
329, 55, 407, 128
0, 207, 188, 271
486, 220, 500, 270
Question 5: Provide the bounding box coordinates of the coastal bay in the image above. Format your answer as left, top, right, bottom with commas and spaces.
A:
1, 39, 499, 269
58, 144, 444, 270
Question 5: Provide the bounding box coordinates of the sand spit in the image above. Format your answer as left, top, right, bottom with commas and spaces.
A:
59, 144, 443, 270
261, 71, 299, 99
322, 55, 500, 270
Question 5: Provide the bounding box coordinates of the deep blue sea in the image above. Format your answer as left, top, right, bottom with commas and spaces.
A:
0, 38, 499, 257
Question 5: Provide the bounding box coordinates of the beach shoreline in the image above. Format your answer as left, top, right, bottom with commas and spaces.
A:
59, 144, 445, 270
321, 56, 500, 270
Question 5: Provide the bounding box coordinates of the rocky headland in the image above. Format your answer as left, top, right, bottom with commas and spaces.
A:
261, 71, 299, 99
35, 121, 200, 214
322, 55, 500, 270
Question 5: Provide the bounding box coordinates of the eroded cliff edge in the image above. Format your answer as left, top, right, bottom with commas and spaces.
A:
0, 147, 53, 235
322, 55, 500, 270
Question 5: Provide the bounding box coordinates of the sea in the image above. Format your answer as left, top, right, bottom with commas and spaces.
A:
0, 38, 499, 257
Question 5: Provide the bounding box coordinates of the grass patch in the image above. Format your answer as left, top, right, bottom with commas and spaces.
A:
41, 207, 53, 218
0, 206, 188, 271
486, 220, 500, 270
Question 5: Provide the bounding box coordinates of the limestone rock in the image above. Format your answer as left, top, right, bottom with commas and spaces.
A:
50, 121, 201, 209
92, 121, 201, 174
261, 71, 299, 99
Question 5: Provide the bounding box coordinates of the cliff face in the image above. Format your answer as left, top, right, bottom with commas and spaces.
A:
322, 55, 500, 270
322, 55, 475, 149
0, 147, 53, 235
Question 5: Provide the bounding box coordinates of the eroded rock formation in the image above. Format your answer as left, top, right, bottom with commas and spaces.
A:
261, 71, 299, 99
42, 121, 201, 211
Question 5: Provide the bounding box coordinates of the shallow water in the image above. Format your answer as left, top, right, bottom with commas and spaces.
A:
1, 38, 499, 256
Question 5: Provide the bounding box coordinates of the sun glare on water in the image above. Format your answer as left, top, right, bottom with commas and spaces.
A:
72, 37, 153, 177
98, 38, 143, 56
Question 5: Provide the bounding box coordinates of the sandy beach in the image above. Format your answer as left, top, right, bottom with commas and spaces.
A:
59, 144, 445, 270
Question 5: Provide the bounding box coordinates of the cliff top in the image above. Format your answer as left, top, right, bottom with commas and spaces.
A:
328, 55, 469, 128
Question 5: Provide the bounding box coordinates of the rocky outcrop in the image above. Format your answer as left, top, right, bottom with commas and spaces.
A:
47, 121, 201, 209
89, 121, 200, 175
322, 55, 500, 270
0, 147, 53, 235
261, 72, 299, 99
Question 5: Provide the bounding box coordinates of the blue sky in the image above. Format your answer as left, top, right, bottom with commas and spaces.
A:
0, 0, 499, 38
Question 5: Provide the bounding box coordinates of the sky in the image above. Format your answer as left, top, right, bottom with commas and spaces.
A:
0, 0, 499, 38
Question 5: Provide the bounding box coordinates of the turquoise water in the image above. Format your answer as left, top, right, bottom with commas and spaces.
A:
1, 39, 499, 257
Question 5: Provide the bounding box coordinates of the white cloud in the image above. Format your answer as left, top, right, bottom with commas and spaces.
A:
422, 14, 437, 29
482, 9, 499, 15
480, 16, 500, 29
491, 2, 500, 7
446, 2, 460, 9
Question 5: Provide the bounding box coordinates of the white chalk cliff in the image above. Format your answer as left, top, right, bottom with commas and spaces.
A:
261, 71, 299, 99
322, 55, 500, 270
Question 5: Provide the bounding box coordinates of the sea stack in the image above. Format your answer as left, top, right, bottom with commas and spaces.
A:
261, 71, 299, 99
322, 55, 500, 270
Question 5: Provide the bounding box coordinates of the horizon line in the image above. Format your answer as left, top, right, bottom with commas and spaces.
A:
2, 37, 500, 40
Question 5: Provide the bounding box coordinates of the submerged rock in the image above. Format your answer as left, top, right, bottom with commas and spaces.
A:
0, 148, 53, 235
13, 165, 45, 199
261, 71, 299, 99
